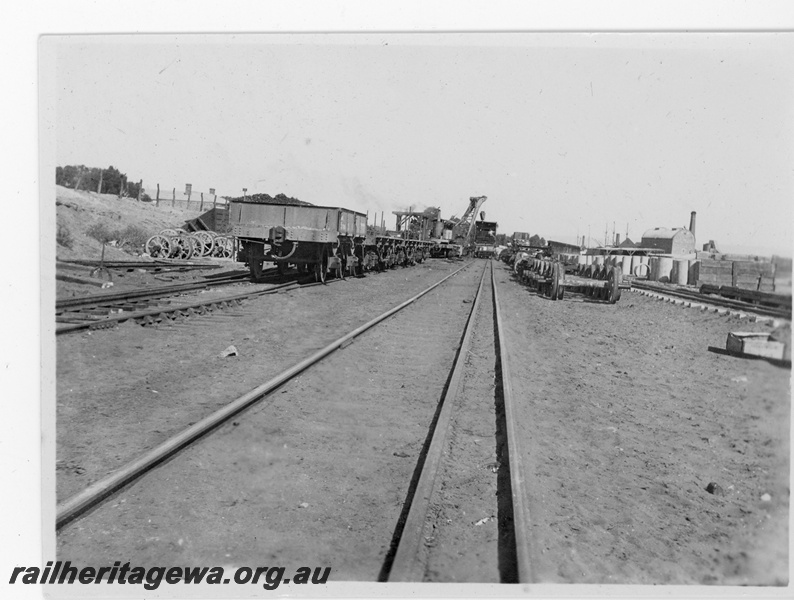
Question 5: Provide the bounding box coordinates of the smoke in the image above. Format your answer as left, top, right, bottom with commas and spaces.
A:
341, 176, 388, 213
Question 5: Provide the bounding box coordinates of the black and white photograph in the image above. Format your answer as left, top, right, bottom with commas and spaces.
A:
3, 3, 794, 599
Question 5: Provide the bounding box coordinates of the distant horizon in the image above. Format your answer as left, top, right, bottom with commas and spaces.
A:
54, 179, 792, 260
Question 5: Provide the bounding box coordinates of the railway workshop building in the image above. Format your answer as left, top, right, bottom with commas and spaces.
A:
640, 227, 696, 256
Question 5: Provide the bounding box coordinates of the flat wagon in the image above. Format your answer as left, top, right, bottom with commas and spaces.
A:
355, 228, 435, 272
230, 201, 367, 282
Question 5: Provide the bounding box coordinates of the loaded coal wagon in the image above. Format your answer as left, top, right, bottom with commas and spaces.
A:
230, 200, 367, 282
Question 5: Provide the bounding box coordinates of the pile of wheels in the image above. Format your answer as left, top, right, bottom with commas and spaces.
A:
144, 229, 234, 260
518, 257, 627, 303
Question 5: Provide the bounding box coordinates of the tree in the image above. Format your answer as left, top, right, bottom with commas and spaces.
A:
55, 164, 128, 195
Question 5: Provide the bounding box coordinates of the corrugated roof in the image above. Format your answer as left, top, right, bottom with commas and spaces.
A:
641, 227, 690, 240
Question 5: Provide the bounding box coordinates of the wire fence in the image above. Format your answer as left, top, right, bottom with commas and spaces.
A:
149, 184, 230, 212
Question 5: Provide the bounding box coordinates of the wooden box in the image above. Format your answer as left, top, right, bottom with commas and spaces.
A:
726, 332, 787, 361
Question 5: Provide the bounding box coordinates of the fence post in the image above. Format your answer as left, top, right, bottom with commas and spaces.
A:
97, 169, 103, 194
213, 194, 217, 209
156, 183, 160, 207
200, 192, 204, 212
137, 180, 143, 202
172, 188, 175, 207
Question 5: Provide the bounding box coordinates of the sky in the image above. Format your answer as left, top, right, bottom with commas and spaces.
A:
50, 32, 794, 256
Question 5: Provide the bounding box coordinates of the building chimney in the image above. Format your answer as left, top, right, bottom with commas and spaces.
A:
689, 211, 697, 238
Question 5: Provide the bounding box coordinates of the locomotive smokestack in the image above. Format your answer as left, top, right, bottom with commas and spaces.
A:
689, 211, 697, 238
615, 233, 621, 246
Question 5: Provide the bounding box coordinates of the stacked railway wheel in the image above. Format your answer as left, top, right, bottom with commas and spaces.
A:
519, 256, 629, 303
145, 229, 234, 260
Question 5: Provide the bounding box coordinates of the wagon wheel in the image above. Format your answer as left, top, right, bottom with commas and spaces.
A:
375, 248, 384, 272
145, 235, 171, 258
210, 237, 224, 257
314, 248, 329, 284
250, 258, 265, 281
176, 236, 193, 260
168, 236, 188, 259
380, 248, 391, 271
542, 268, 552, 297
188, 235, 203, 259
159, 228, 180, 236
607, 266, 623, 304
589, 265, 601, 299
194, 231, 215, 256
166, 235, 180, 258
216, 236, 233, 258
354, 246, 365, 276
189, 233, 205, 257
588, 263, 598, 298
213, 236, 224, 258
595, 265, 610, 300
551, 262, 565, 300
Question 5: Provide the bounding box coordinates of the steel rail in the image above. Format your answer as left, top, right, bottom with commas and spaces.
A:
491, 261, 534, 583
56, 261, 474, 529
631, 281, 791, 319
55, 272, 261, 311
57, 259, 225, 269
387, 261, 488, 581
55, 280, 300, 335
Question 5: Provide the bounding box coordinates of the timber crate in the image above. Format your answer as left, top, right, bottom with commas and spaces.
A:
726, 332, 789, 361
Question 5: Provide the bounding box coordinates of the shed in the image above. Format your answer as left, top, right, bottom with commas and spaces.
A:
640, 227, 696, 256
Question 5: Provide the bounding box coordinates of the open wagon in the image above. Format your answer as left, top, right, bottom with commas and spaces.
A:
519, 257, 631, 303
230, 201, 367, 282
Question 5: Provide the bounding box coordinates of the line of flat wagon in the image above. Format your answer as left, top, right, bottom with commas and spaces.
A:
230, 200, 437, 282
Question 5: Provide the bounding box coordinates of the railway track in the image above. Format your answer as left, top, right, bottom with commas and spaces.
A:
630, 280, 791, 321
55, 269, 296, 335
56, 260, 534, 583
382, 260, 532, 582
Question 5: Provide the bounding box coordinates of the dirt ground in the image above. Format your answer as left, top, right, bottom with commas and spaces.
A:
55, 260, 471, 501
55, 257, 789, 587
493, 262, 789, 585
56, 260, 483, 581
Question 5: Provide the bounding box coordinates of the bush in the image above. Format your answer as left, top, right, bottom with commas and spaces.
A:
86, 222, 119, 245
118, 225, 150, 254
56, 224, 73, 249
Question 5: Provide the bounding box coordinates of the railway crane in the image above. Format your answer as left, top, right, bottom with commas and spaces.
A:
448, 195, 487, 254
